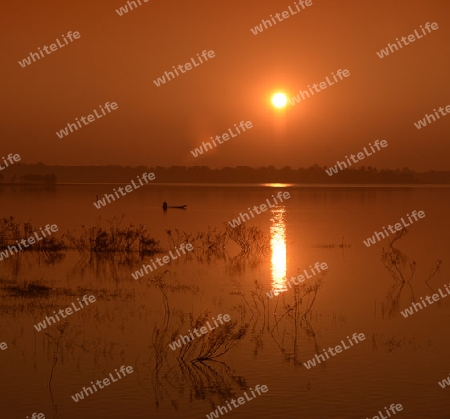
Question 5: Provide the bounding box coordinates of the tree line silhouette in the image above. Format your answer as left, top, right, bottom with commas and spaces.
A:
0, 173, 56, 184
0, 164, 449, 184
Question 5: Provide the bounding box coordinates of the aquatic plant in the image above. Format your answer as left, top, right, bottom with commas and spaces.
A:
224, 222, 269, 253
381, 228, 415, 283
3, 280, 51, 297
313, 236, 351, 249
64, 215, 162, 255
178, 312, 248, 362
0, 216, 65, 252
165, 226, 229, 252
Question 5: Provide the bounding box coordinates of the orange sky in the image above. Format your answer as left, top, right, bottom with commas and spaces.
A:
1, 0, 449, 169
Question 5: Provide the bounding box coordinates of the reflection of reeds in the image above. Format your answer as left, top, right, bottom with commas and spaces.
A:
139, 271, 249, 412
65, 215, 162, 255
68, 252, 139, 283
0, 215, 271, 259
379, 228, 443, 318
255, 274, 325, 367
226, 256, 327, 368
179, 315, 247, 362
381, 228, 415, 283
380, 282, 410, 319
271, 277, 325, 325
166, 227, 229, 252
3, 280, 51, 297
371, 333, 431, 353
313, 236, 351, 249
0, 216, 65, 252
2, 214, 332, 413
225, 222, 269, 253
166, 224, 269, 254
226, 251, 267, 277
164, 225, 270, 266
379, 231, 416, 318
426, 259, 443, 284
381, 226, 442, 286
0, 215, 163, 255
47, 322, 69, 419
177, 359, 246, 410
0, 216, 20, 243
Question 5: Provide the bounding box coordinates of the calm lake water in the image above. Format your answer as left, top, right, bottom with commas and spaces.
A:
1, 184, 450, 419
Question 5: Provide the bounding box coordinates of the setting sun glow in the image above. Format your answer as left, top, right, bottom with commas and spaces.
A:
271, 93, 287, 108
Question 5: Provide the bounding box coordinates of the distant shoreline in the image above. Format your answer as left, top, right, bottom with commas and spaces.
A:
2, 164, 450, 185
1, 182, 450, 187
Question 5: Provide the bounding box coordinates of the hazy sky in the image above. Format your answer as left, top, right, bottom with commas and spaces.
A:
2, 0, 449, 170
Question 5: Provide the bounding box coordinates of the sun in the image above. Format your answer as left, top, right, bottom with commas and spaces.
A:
271, 93, 287, 108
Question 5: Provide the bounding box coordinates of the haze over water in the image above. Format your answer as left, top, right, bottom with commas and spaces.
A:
1, 185, 449, 419
2, 0, 450, 417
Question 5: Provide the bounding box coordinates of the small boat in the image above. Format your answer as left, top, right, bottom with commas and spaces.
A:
162, 202, 187, 210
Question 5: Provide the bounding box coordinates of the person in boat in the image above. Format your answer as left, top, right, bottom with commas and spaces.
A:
162, 201, 168, 210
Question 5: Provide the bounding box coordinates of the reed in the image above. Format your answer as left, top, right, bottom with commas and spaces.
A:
0, 216, 65, 252
64, 215, 162, 254
177, 312, 247, 362
165, 226, 229, 252
381, 228, 415, 283
224, 222, 269, 253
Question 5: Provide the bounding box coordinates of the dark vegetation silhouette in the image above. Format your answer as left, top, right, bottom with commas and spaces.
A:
1, 163, 449, 184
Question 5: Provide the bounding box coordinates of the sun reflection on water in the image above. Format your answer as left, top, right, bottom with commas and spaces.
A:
270, 206, 287, 297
